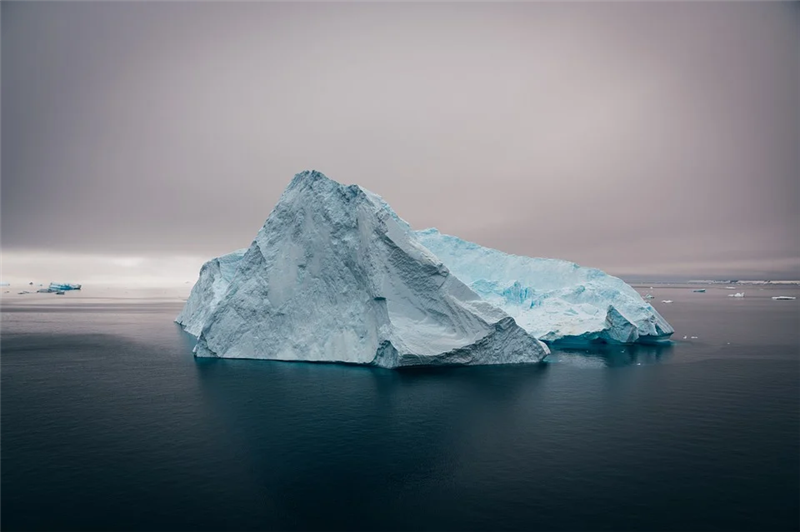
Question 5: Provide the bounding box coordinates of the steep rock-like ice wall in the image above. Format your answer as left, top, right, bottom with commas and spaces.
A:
176, 249, 247, 336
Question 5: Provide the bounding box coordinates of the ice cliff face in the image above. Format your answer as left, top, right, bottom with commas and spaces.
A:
415, 229, 673, 345
176, 249, 247, 336
180, 171, 549, 368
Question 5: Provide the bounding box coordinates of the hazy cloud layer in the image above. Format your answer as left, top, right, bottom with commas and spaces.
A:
2, 2, 798, 282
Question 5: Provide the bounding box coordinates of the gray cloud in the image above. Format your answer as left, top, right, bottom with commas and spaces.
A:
2, 1, 798, 281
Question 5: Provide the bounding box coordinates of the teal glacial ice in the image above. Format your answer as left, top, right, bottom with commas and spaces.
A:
415, 229, 673, 345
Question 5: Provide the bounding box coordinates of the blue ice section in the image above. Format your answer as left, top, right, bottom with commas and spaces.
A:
415, 229, 673, 345
48, 283, 81, 291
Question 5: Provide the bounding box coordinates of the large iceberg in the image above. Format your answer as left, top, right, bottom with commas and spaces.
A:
415, 229, 673, 345
178, 171, 549, 368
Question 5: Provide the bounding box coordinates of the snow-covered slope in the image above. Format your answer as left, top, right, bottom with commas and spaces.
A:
179, 171, 549, 368
176, 249, 247, 336
415, 229, 673, 345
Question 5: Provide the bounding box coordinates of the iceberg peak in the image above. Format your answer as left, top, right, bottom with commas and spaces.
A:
288, 169, 329, 186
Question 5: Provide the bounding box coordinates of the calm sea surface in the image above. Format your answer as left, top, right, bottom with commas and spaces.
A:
2, 284, 799, 531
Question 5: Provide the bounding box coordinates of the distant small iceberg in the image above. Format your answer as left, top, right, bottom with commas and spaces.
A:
34, 282, 82, 294
728, 292, 745, 298
49, 282, 81, 291
661, 300, 673, 304
771, 296, 796, 301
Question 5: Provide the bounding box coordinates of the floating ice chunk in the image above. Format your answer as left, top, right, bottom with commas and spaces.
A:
643, 294, 654, 299
692, 289, 706, 293
49, 282, 81, 291
178, 171, 548, 368
661, 300, 673, 303
772, 296, 796, 300
415, 229, 674, 345
728, 292, 745, 298
37, 283, 80, 293
690, 336, 698, 339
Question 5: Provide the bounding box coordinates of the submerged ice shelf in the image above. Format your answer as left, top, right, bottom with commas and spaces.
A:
178, 171, 673, 368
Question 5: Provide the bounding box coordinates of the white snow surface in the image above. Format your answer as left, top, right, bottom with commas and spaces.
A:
178, 171, 549, 368
415, 229, 674, 345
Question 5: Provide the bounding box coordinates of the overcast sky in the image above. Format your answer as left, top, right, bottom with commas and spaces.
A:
2, 1, 798, 284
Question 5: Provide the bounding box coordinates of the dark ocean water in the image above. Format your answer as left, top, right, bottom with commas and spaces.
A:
2, 284, 799, 531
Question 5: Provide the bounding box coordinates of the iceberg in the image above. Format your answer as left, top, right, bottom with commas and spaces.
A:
771, 296, 796, 301
415, 229, 673, 345
49, 282, 81, 291
178, 171, 549, 368
32, 283, 82, 294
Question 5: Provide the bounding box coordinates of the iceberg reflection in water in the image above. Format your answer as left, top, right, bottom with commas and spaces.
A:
547, 342, 675, 368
